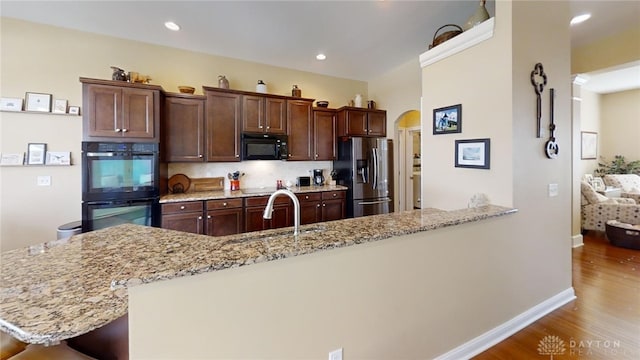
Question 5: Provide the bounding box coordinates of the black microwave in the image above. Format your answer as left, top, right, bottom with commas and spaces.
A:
241, 133, 288, 160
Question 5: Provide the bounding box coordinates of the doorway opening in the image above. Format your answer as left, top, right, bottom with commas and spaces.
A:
395, 110, 421, 211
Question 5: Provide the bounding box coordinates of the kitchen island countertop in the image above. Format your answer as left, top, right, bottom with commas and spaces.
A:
0, 204, 516, 345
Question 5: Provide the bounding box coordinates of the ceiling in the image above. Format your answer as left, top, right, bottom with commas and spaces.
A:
1, 0, 639, 89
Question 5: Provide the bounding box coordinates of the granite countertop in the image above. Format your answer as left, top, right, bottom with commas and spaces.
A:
160, 185, 348, 203
0, 205, 516, 345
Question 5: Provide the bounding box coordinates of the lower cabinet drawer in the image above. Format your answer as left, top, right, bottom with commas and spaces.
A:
162, 201, 203, 214
207, 198, 243, 210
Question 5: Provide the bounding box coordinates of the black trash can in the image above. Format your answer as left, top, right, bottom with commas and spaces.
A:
57, 221, 82, 239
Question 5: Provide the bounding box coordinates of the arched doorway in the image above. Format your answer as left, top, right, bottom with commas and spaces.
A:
395, 110, 421, 211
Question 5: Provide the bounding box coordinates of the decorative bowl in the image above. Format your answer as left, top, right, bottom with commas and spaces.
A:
178, 86, 195, 94
316, 101, 329, 108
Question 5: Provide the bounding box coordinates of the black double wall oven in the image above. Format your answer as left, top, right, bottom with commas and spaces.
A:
81, 142, 160, 232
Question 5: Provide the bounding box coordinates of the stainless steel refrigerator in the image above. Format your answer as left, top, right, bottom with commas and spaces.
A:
333, 137, 394, 218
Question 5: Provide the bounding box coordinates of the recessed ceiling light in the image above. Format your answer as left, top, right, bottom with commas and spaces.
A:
164, 21, 180, 31
570, 14, 591, 26
316, 53, 326, 61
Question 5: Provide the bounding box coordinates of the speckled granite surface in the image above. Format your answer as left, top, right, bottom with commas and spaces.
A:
160, 185, 348, 203
0, 205, 516, 345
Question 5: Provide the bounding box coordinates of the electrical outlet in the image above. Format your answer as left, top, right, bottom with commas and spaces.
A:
37, 175, 51, 186
328, 348, 343, 360
548, 183, 558, 197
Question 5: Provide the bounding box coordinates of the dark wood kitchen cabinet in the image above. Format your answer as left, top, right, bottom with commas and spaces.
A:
80, 77, 161, 142
244, 196, 293, 232
321, 190, 346, 222
313, 108, 337, 160
161, 201, 205, 234
296, 190, 345, 225
296, 192, 322, 225
204, 88, 242, 162
206, 198, 244, 236
242, 95, 287, 135
286, 100, 314, 161
337, 107, 386, 137
163, 93, 205, 162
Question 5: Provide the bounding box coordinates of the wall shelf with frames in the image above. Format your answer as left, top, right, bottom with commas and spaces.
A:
0, 110, 80, 117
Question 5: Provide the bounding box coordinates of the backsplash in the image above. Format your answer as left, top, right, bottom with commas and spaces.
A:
169, 161, 333, 190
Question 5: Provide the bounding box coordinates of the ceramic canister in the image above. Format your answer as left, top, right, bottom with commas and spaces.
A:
256, 80, 267, 93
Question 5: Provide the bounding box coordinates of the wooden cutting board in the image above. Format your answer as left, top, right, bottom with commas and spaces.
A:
189, 177, 224, 192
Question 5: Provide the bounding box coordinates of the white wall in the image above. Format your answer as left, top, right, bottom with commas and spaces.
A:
0, 18, 368, 251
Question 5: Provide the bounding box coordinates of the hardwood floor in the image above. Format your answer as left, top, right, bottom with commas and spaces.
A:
474, 232, 640, 359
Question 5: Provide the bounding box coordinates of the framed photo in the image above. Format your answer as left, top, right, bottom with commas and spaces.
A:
433, 104, 462, 134
69, 106, 80, 115
592, 177, 605, 192
455, 138, 490, 169
27, 143, 46, 165
46, 151, 71, 165
53, 99, 68, 114
25, 92, 52, 112
581, 131, 597, 160
0, 97, 23, 111
0, 153, 24, 166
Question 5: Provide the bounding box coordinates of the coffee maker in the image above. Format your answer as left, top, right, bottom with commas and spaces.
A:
312, 169, 325, 186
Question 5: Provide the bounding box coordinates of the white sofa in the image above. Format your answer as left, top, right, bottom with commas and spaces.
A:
581, 181, 639, 232
603, 174, 640, 203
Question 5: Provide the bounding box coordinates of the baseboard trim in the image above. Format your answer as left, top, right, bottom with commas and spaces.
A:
572, 234, 584, 248
435, 287, 576, 360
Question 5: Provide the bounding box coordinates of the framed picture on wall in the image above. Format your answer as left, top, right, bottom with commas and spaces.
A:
455, 138, 490, 169
27, 143, 46, 165
581, 131, 597, 160
25, 92, 52, 112
433, 104, 462, 135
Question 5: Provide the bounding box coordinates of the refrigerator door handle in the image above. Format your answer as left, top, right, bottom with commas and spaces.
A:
372, 148, 379, 189
358, 198, 392, 206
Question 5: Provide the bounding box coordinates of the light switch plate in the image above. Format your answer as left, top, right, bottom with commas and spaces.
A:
37, 175, 51, 186
548, 183, 558, 197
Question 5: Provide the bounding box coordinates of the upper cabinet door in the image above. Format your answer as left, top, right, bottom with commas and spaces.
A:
287, 100, 313, 161
163, 96, 205, 162
313, 109, 336, 160
366, 111, 386, 137
206, 91, 241, 162
122, 88, 156, 138
242, 95, 264, 133
265, 97, 287, 134
346, 109, 368, 136
86, 84, 122, 138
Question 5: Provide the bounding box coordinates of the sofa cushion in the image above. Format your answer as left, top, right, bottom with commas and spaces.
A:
603, 174, 640, 192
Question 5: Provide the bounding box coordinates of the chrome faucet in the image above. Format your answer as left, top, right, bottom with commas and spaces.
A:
263, 189, 300, 236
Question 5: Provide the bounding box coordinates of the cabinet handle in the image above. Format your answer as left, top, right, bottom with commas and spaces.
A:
198, 154, 203, 158
333, 193, 337, 197
266, 126, 270, 130
180, 206, 185, 210
235, 154, 240, 158
323, 203, 326, 207
317, 204, 321, 208
315, 154, 318, 158
115, 128, 121, 133
207, 215, 212, 219
305, 195, 309, 200
259, 125, 263, 129
223, 202, 227, 207
122, 128, 128, 133
198, 216, 202, 220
